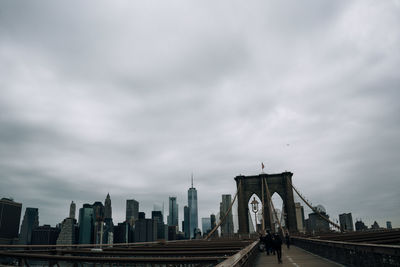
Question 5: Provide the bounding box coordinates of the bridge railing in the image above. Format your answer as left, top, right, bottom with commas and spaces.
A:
216, 240, 259, 267
292, 236, 400, 267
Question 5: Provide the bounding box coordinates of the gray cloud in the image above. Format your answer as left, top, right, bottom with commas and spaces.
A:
0, 0, 399, 230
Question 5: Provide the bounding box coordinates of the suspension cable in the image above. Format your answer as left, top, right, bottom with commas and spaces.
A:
264, 177, 284, 235
204, 182, 242, 240
288, 180, 342, 231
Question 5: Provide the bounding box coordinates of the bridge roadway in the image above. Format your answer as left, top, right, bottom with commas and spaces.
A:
254, 245, 343, 267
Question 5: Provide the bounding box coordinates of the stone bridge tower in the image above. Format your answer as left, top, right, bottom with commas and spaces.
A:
235, 172, 297, 234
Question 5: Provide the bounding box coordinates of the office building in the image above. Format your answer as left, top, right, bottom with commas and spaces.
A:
103, 194, 114, 245
371, 221, 380, 230
188, 176, 198, 239
104, 193, 112, 220
387, 221, 392, 229
78, 204, 94, 244
339, 213, 354, 231
220, 194, 234, 236
133, 216, 157, 243
183, 206, 190, 239
167, 197, 179, 227
305, 205, 330, 233
152, 211, 166, 240
19, 207, 39, 244
69, 201, 76, 219
113, 221, 132, 243
57, 217, 77, 245
0, 198, 22, 244
31, 225, 60, 245
201, 217, 211, 234
295, 202, 305, 233
126, 199, 139, 225
355, 220, 368, 231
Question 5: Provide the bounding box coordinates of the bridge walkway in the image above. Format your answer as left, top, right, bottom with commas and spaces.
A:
254, 245, 343, 267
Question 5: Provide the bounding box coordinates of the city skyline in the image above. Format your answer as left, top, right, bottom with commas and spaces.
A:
1, 0, 399, 230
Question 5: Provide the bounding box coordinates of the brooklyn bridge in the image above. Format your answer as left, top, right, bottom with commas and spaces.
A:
1, 172, 399, 266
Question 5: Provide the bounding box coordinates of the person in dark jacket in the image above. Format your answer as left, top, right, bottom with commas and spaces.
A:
285, 232, 291, 249
273, 233, 283, 263
265, 230, 274, 255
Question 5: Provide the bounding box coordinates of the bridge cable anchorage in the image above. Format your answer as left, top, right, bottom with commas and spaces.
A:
204, 182, 242, 240
264, 177, 285, 235
287, 180, 342, 232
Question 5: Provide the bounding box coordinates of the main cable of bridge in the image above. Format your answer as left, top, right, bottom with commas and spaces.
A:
204, 182, 242, 240
288, 180, 342, 231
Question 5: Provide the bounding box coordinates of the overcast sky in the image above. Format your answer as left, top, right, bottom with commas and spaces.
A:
1, 0, 399, 231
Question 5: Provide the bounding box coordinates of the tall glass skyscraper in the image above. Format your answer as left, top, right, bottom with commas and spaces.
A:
167, 197, 178, 227
188, 176, 198, 239
78, 204, 94, 244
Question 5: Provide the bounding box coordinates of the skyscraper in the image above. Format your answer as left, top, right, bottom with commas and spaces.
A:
69, 201, 76, 219
220, 194, 234, 236
188, 176, 198, 238
103, 194, 114, 244
19, 207, 39, 244
183, 205, 190, 239
339, 213, 354, 232
201, 217, 211, 234
126, 199, 139, 225
78, 204, 94, 244
295, 202, 305, 233
31, 225, 60, 245
167, 197, 178, 227
92, 201, 105, 244
104, 193, 112, 220
0, 198, 22, 244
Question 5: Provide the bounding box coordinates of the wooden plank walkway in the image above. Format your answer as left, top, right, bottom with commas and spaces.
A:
254, 245, 343, 267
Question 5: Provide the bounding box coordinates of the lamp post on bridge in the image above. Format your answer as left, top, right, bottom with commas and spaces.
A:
251, 197, 259, 232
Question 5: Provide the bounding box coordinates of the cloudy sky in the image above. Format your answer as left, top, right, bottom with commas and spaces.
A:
1, 0, 399, 231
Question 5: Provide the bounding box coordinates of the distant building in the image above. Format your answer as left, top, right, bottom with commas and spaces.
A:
339, 213, 354, 232
152, 211, 167, 240
0, 198, 22, 244
295, 202, 305, 233
69, 201, 76, 219
167, 197, 179, 228
92, 201, 105, 244
201, 217, 211, 234
126, 199, 139, 225
355, 220, 368, 231
387, 221, 392, 229
31, 225, 60, 245
104, 193, 112, 220
306, 205, 330, 233
19, 207, 39, 244
133, 218, 157, 242
57, 218, 77, 245
113, 222, 132, 243
168, 225, 177, 240
153, 203, 164, 220
183, 205, 190, 239
220, 194, 234, 236
78, 204, 94, 244
209, 214, 218, 238
103, 194, 114, 245
188, 177, 198, 239
371, 221, 380, 230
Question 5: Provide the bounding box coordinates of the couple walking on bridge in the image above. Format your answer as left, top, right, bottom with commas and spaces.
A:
259, 230, 285, 263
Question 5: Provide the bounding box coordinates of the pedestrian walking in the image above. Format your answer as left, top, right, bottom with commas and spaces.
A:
285, 232, 291, 249
273, 233, 283, 263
